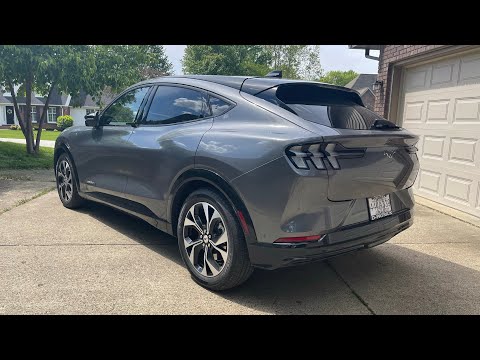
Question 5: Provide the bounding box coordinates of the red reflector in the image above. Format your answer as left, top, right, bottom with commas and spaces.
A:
274, 235, 321, 243
236, 210, 250, 236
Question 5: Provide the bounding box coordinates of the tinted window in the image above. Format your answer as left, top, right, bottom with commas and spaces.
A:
256, 84, 391, 130
144, 86, 209, 125
209, 96, 232, 116
101, 87, 149, 126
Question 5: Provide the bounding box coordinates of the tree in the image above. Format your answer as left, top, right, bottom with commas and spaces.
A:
318, 70, 358, 86
182, 45, 271, 76
0, 45, 173, 154
182, 45, 322, 80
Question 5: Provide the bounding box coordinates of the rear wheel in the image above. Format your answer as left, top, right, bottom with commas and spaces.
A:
56, 153, 85, 209
177, 188, 253, 291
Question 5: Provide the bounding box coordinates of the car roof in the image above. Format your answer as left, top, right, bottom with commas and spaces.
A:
147, 75, 361, 97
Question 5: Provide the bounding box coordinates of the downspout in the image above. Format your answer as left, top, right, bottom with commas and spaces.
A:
365, 48, 380, 61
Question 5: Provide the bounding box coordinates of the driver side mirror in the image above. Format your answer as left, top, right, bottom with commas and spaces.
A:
85, 112, 100, 127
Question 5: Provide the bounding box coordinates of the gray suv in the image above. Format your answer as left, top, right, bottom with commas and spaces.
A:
54, 75, 419, 290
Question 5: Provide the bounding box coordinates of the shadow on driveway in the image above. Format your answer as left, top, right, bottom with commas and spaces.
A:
78, 201, 480, 314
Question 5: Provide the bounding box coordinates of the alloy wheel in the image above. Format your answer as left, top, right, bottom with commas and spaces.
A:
57, 159, 73, 202
183, 202, 229, 277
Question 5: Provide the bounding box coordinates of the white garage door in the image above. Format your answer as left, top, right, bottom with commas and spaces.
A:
399, 50, 480, 218
70, 108, 87, 127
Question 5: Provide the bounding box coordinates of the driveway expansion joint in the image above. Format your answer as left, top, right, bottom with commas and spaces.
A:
326, 260, 376, 315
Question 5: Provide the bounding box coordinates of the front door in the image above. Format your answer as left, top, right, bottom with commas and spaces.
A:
5, 106, 14, 124
75, 86, 151, 198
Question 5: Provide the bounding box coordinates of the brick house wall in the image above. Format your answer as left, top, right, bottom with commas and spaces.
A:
374, 45, 445, 118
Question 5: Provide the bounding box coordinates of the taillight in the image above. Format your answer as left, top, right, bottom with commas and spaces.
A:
286, 144, 325, 170
286, 143, 365, 170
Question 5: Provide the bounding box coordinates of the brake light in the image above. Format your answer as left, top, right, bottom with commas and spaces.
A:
285, 143, 365, 170
274, 235, 322, 243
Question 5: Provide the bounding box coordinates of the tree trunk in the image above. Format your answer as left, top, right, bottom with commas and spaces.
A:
24, 76, 35, 154
6, 78, 27, 138
34, 82, 56, 154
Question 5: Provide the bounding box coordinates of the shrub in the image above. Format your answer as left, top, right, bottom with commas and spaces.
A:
56, 115, 74, 131
9, 124, 20, 130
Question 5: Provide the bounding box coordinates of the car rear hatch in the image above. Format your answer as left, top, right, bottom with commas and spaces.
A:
253, 82, 420, 201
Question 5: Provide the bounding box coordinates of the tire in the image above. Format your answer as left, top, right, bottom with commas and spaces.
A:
55, 153, 85, 209
177, 188, 253, 291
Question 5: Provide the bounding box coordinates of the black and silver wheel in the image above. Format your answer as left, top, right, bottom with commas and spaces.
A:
56, 153, 84, 209
177, 188, 253, 290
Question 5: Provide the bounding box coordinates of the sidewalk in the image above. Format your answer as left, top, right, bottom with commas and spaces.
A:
0, 137, 55, 148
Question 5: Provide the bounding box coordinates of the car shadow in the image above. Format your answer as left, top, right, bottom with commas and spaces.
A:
78, 201, 480, 315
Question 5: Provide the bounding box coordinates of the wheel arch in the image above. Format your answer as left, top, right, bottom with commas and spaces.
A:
168, 169, 257, 245
54, 142, 80, 189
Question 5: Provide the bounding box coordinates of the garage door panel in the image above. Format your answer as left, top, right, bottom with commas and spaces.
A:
418, 169, 442, 195
422, 135, 445, 160
404, 101, 424, 125
430, 61, 457, 88
448, 137, 477, 165
459, 54, 480, 85
444, 175, 473, 205
453, 97, 480, 124
405, 67, 429, 91
426, 99, 450, 123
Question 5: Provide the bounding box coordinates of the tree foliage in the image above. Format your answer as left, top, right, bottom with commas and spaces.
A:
318, 70, 358, 86
182, 45, 271, 76
182, 45, 323, 80
0, 45, 172, 154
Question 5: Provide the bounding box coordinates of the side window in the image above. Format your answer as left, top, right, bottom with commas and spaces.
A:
144, 86, 209, 125
209, 96, 232, 116
101, 87, 150, 126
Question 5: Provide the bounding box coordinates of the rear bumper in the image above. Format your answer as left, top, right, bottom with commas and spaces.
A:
247, 209, 412, 269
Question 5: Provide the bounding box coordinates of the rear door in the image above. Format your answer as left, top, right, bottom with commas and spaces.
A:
123, 84, 214, 224
255, 83, 420, 201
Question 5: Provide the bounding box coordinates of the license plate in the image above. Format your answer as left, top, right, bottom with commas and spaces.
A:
367, 194, 393, 220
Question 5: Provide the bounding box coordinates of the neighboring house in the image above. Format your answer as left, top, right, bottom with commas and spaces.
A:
344, 73, 377, 111
0, 90, 70, 129
69, 90, 115, 127
349, 45, 480, 219
0, 88, 114, 128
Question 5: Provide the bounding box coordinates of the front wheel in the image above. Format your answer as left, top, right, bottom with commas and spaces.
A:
177, 188, 253, 291
56, 153, 85, 209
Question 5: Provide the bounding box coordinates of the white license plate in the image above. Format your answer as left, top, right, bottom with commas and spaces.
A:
367, 194, 393, 220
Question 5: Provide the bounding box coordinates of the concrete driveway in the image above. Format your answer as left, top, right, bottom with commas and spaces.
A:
1, 174, 479, 314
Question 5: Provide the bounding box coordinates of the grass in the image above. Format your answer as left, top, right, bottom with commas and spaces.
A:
0, 129, 60, 141
0, 142, 54, 170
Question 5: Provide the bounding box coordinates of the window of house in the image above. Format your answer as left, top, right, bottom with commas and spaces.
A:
101, 87, 150, 126
47, 107, 57, 123
143, 86, 209, 125
31, 106, 37, 123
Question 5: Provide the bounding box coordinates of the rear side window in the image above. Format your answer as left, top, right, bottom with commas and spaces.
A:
256, 83, 388, 130
144, 86, 209, 125
209, 96, 232, 116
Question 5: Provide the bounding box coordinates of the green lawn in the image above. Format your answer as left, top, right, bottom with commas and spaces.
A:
0, 142, 54, 170
0, 129, 60, 141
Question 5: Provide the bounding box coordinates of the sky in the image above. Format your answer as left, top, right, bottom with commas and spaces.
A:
164, 45, 380, 75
